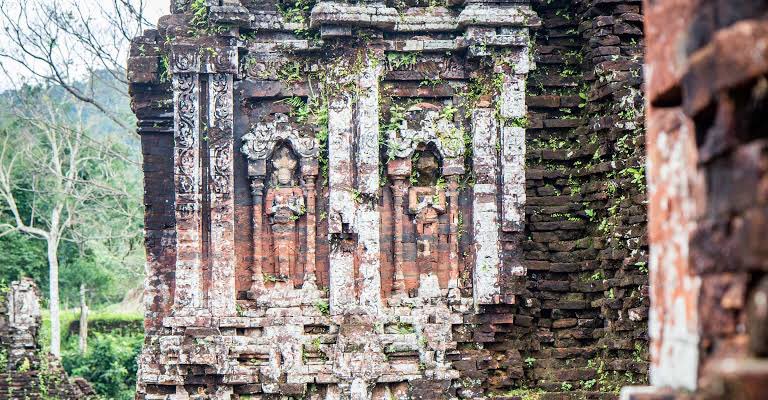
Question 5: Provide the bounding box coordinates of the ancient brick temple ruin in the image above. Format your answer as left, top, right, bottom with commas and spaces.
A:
129, 0, 648, 398
0, 279, 94, 399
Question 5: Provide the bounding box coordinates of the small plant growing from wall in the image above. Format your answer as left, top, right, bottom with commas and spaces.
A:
0, 348, 7, 374
314, 300, 330, 316
190, 0, 207, 24
386, 52, 419, 70
524, 357, 536, 368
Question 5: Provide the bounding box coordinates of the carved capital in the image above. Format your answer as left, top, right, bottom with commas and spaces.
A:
203, 46, 238, 74
171, 45, 201, 73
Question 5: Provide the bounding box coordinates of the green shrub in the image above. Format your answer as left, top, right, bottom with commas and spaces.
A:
62, 333, 143, 400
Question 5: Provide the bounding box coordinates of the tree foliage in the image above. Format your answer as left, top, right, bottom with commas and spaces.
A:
0, 2, 150, 397
61, 332, 143, 400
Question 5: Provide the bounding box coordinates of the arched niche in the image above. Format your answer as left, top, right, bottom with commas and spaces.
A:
384, 105, 465, 177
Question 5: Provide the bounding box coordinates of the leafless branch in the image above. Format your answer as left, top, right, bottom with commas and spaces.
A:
0, 0, 155, 131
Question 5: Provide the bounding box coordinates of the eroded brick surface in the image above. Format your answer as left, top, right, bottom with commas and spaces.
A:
631, 1, 768, 399
0, 279, 95, 399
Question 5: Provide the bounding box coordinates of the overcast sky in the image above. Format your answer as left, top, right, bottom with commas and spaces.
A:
146, 1, 172, 25
0, 0, 171, 90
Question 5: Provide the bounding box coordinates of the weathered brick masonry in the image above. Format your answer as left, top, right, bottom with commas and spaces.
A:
619, 1, 768, 400
0, 279, 94, 399
518, 0, 648, 395
128, 0, 648, 398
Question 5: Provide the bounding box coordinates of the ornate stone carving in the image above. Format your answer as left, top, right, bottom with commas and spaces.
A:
171, 47, 200, 73
408, 151, 447, 297
243, 112, 318, 292
241, 113, 318, 164
386, 105, 465, 175
265, 146, 305, 282
208, 47, 238, 73
242, 54, 286, 80
172, 69, 202, 314
133, 0, 540, 395
209, 73, 233, 196
174, 73, 198, 197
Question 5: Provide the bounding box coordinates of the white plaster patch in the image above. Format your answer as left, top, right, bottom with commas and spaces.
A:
501, 125, 526, 232
328, 93, 356, 234
356, 55, 383, 196
357, 206, 382, 314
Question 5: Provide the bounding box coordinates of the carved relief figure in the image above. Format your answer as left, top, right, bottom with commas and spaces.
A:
408, 151, 446, 296
386, 104, 466, 295
241, 113, 320, 293
265, 145, 305, 282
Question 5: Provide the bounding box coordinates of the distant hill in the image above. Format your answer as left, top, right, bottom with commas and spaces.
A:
0, 69, 140, 148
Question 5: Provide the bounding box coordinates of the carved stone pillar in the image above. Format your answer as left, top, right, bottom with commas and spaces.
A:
460, 6, 534, 304
388, 159, 411, 297
170, 44, 238, 316
446, 175, 461, 290
355, 53, 384, 313
498, 51, 528, 277
250, 178, 266, 292
208, 71, 236, 316
327, 88, 357, 313
171, 48, 203, 315
303, 174, 318, 288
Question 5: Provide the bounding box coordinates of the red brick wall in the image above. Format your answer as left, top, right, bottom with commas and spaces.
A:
129, 28, 176, 335
633, 1, 768, 398
507, 0, 650, 394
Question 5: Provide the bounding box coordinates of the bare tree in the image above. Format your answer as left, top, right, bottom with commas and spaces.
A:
0, 0, 153, 357
0, 88, 141, 357
0, 0, 154, 130
79, 283, 88, 354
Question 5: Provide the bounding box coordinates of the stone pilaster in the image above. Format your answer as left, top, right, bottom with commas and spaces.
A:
327, 86, 358, 313
471, 108, 501, 306
171, 47, 203, 314
355, 53, 384, 314
499, 64, 528, 234
207, 71, 236, 316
